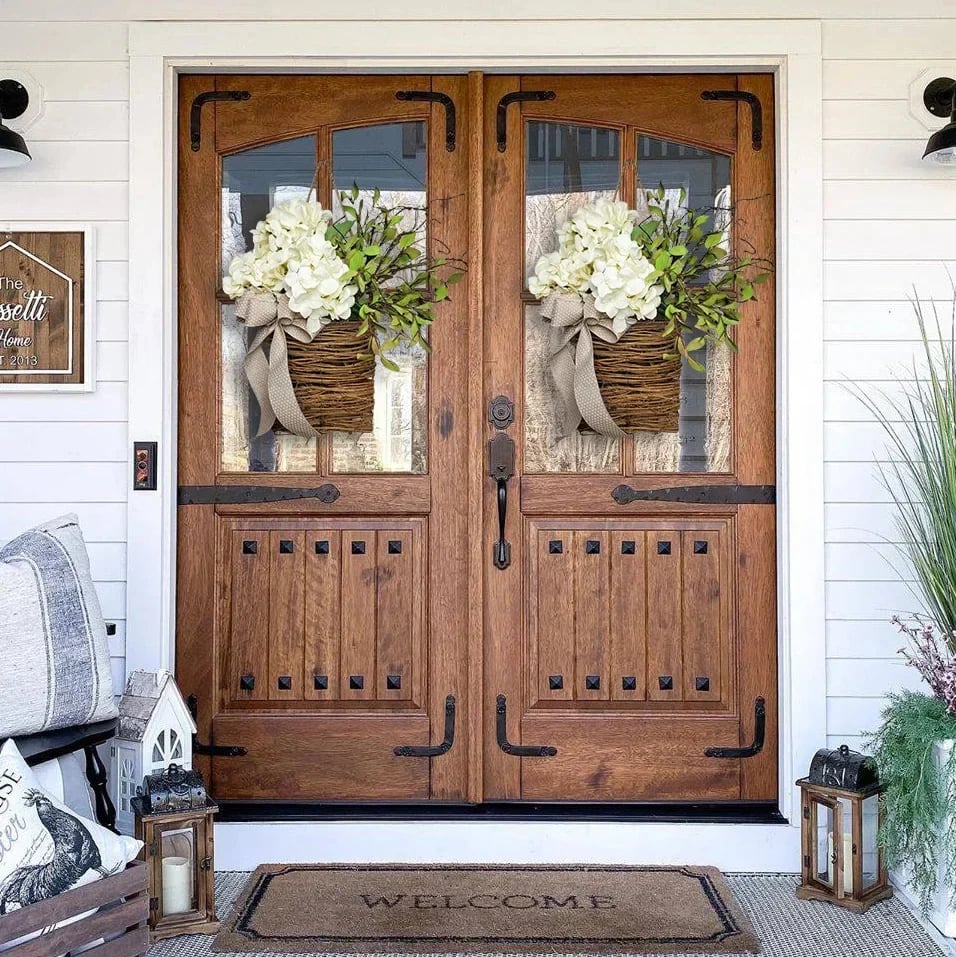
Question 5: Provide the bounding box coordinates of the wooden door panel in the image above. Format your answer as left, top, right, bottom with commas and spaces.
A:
211, 715, 430, 801
519, 716, 741, 801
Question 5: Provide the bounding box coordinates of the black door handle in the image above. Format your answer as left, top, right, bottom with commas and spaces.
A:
496, 695, 557, 757
494, 477, 509, 569
394, 695, 456, 757
705, 697, 766, 758
488, 432, 515, 570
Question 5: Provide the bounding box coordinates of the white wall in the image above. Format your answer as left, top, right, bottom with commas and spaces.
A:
0, 4, 952, 755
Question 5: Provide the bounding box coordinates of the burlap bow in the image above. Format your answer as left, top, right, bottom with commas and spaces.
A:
539, 293, 625, 438
234, 292, 316, 438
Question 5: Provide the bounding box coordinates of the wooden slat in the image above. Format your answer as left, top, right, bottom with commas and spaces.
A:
573, 529, 610, 701
376, 528, 413, 700
7, 896, 145, 957
680, 529, 722, 703
610, 529, 647, 701
646, 530, 684, 702
340, 530, 377, 702
268, 530, 305, 699
534, 527, 574, 703
228, 529, 269, 703
304, 529, 341, 699
74, 926, 150, 957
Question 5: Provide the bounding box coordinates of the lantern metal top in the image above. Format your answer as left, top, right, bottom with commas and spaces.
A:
802, 743, 879, 793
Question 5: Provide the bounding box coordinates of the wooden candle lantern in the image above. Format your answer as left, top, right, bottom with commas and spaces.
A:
796, 745, 892, 914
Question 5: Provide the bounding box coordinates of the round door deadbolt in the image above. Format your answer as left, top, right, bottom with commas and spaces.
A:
489, 395, 514, 429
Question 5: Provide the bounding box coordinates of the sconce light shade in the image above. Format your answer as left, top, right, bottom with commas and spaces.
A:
923, 77, 956, 165
0, 79, 31, 169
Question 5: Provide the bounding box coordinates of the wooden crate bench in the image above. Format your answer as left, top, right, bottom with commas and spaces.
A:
0, 861, 148, 957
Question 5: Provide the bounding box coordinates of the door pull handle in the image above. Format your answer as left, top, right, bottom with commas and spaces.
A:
394, 695, 456, 757
495, 695, 557, 757
705, 696, 766, 758
489, 432, 515, 570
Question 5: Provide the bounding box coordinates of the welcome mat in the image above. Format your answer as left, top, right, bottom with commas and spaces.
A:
213, 864, 761, 955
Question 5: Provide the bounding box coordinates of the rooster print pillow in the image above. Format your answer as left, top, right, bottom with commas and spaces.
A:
0, 740, 141, 918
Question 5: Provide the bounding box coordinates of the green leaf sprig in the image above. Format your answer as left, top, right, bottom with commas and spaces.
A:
634, 185, 771, 372
331, 186, 464, 372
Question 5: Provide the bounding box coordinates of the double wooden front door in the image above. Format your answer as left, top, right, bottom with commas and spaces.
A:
177, 72, 776, 807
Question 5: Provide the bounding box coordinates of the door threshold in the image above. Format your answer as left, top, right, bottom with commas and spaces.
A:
217, 800, 786, 825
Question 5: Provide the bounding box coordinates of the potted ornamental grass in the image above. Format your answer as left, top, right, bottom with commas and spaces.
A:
856, 294, 956, 931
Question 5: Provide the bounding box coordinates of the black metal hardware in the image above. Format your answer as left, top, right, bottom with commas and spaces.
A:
387, 540, 403, 554
694, 540, 709, 554
313, 674, 328, 691
696, 676, 710, 692
657, 540, 672, 555
803, 854, 811, 868
489, 432, 515, 570
351, 541, 366, 555
807, 743, 879, 791
178, 483, 340, 505
242, 540, 258, 554
622, 676, 637, 691
137, 763, 209, 814
585, 539, 601, 554
495, 694, 557, 757
190, 90, 251, 151
386, 674, 402, 690
705, 697, 767, 759
315, 540, 329, 554
700, 89, 763, 151
349, 675, 364, 690
0, 79, 30, 121
659, 675, 674, 691
549, 675, 564, 690
395, 90, 456, 151
489, 395, 515, 430
279, 539, 294, 554
622, 540, 636, 554
924, 77, 956, 117
548, 540, 563, 554
612, 483, 775, 506
803, 805, 810, 820
394, 694, 456, 757
133, 441, 158, 491
186, 694, 248, 758
239, 674, 255, 692
105, 622, 117, 637
585, 675, 601, 691
277, 676, 292, 691
496, 90, 556, 151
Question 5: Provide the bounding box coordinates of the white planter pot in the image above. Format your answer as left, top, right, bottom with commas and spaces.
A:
891, 739, 956, 937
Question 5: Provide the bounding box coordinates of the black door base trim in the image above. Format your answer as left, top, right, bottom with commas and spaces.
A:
216, 800, 785, 825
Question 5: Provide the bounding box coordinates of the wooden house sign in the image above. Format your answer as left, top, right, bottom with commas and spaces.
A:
0, 225, 94, 390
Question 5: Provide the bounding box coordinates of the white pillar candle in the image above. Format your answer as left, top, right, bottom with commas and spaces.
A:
826, 831, 854, 893
162, 856, 192, 916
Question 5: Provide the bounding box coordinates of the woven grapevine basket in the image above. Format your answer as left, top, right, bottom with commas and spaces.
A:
589, 320, 681, 433
284, 320, 376, 433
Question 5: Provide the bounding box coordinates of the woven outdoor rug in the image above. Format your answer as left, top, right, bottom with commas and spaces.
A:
149, 870, 948, 957
210, 865, 758, 955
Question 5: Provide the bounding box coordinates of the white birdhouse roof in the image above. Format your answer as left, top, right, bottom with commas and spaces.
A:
117, 669, 197, 741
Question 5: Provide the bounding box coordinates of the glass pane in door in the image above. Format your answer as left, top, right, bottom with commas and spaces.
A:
220, 135, 318, 472
330, 122, 428, 474
634, 135, 733, 473
524, 121, 622, 473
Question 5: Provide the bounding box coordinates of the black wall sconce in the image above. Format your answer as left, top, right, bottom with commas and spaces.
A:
923, 77, 956, 165
0, 79, 31, 169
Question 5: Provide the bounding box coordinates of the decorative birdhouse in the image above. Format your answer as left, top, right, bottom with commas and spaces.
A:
111, 670, 197, 835
796, 745, 892, 913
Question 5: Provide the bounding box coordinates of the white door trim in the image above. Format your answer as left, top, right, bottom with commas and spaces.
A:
126, 17, 823, 870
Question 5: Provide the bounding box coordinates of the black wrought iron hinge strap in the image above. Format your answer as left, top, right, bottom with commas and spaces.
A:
186, 694, 247, 758
496, 695, 557, 757
496, 90, 556, 151
178, 484, 340, 506
700, 90, 763, 151
612, 484, 775, 506
394, 695, 456, 757
190, 90, 251, 152
396, 91, 456, 151
705, 697, 766, 759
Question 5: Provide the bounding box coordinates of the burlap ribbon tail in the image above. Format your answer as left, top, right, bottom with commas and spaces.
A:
235, 293, 316, 438
540, 294, 626, 438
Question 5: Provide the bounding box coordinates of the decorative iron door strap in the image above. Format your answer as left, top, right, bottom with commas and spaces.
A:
394, 695, 456, 757
186, 695, 247, 757
705, 697, 766, 759
496, 695, 557, 757
700, 90, 763, 151
190, 90, 251, 151
496, 90, 556, 151
178, 484, 340, 506
488, 433, 515, 570
612, 484, 775, 506
395, 91, 456, 151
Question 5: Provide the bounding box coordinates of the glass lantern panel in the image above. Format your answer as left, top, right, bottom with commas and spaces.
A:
170, 729, 182, 761
221, 135, 319, 473
861, 793, 881, 891
524, 121, 622, 474
634, 134, 733, 474
329, 122, 428, 474
811, 797, 839, 892
159, 824, 198, 917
